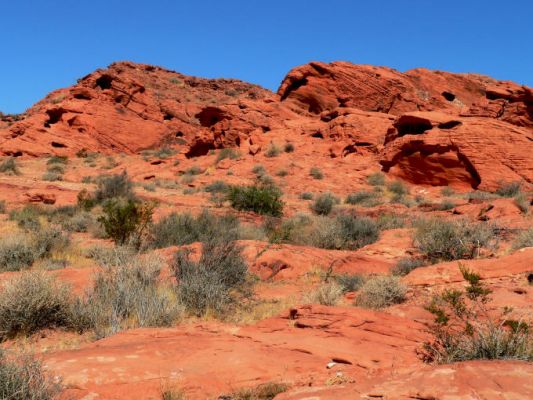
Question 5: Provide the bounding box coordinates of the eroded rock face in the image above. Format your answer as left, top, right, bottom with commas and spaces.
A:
0, 60, 531, 190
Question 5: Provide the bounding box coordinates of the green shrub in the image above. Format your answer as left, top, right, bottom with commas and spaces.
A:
71, 252, 181, 338
345, 191, 381, 207
335, 274, 365, 292
422, 266, 532, 363
284, 143, 295, 153
173, 238, 250, 316
0, 158, 20, 175
299, 192, 313, 200
0, 272, 73, 340
415, 218, 496, 261
387, 180, 408, 196
355, 275, 407, 309
216, 148, 240, 162
0, 235, 37, 272
98, 199, 154, 246
0, 350, 60, 399
77, 189, 96, 210
93, 171, 135, 202
392, 258, 425, 276
228, 184, 283, 217
265, 144, 281, 158
150, 210, 239, 249
367, 172, 385, 186
512, 228, 533, 250
310, 193, 338, 215
495, 181, 521, 197
309, 167, 323, 180
312, 214, 379, 250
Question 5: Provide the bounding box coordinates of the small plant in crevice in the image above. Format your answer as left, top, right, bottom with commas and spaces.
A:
421, 265, 532, 363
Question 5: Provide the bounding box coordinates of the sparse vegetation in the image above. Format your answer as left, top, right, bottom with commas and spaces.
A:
173, 238, 250, 316
284, 143, 295, 153
367, 172, 385, 186
0, 235, 37, 272
514, 192, 529, 214
512, 228, 533, 250
265, 144, 281, 158
184, 165, 203, 176
495, 181, 521, 197
392, 258, 426, 276
150, 210, 239, 249
345, 191, 382, 207
335, 273, 365, 293
94, 171, 136, 203
415, 218, 496, 262
275, 168, 288, 177
0, 271, 73, 340
216, 148, 240, 162
204, 180, 229, 193
224, 382, 289, 400
387, 180, 408, 196
310, 192, 338, 215
307, 282, 343, 306
299, 192, 313, 200
0, 157, 20, 175
0, 350, 61, 399
355, 275, 407, 309
309, 167, 323, 180
71, 252, 182, 338
228, 184, 283, 217
422, 265, 532, 363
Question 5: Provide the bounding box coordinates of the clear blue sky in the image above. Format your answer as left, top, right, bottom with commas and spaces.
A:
1, 0, 532, 113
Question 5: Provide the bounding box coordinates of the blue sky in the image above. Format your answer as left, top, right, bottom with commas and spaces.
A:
1, 0, 532, 113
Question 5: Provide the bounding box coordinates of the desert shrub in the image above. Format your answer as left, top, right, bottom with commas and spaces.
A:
94, 171, 135, 202
216, 148, 240, 162
441, 186, 455, 197
9, 205, 42, 231
0, 200, 5, 214
514, 192, 529, 214
228, 184, 283, 217
61, 211, 94, 232
184, 165, 203, 176
345, 191, 381, 207
40, 258, 68, 270
173, 238, 250, 316
415, 218, 496, 262
47, 155, 68, 165
367, 172, 385, 186
376, 213, 406, 229
495, 181, 522, 197
257, 173, 275, 186
252, 164, 266, 175
0, 158, 20, 175
102, 156, 118, 169
150, 209, 239, 249
310, 193, 338, 215
71, 252, 181, 338
275, 168, 288, 177
307, 282, 343, 306
437, 199, 456, 211
180, 174, 196, 185
32, 226, 70, 259
77, 189, 96, 210
512, 228, 533, 250
0, 350, 61, 399
335, 273, 365, 293
387, 180, 408, 196
422, 265, 532, 363
0, 235, 37, 272
333, 214, 379, 250
154, 146, 176, 159
161, 387, 186, 400
355, 275, 407, 309
284, 143, 295, 153
142, 182, 156, 192
42, 171, 63, 181
0, 271, 73, 340
464, 191, 499, 201
204, 180, 229, 193
46, 163, 65, 174
309, 167, 323, 180
98, 199, 154, 246
299, 192, 313, 200
392, 258, 426, 276
265, 144, 281, 158
225, 382, 289, 400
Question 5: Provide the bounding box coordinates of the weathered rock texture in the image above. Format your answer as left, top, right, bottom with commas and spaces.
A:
1, 60, 532, 190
